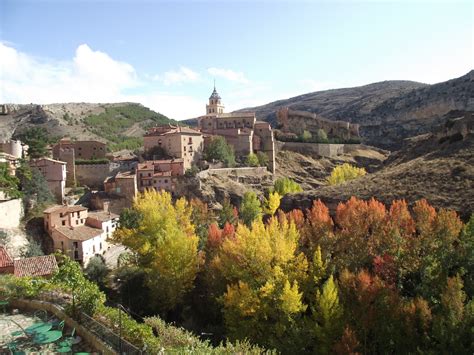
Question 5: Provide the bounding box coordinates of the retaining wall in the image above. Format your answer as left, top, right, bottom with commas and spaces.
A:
275, 141, 346, 158
0, 198, 23, 229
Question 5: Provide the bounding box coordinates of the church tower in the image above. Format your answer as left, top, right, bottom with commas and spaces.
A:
206, 83, 225, 116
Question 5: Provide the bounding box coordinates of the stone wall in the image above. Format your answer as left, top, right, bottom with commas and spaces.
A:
75, 163, 112, 188
0, 198, 23, 229
276, 141, 345, 158
198, 166, 269, 179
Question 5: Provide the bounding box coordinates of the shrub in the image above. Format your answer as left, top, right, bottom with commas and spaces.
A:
257, 151, 269, 167
274, 177, 302, 195
246, 153, 259, 167
301, 130, 312, 142
327, 163, 366, 185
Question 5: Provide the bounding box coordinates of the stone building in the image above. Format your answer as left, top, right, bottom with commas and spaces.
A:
136, 159, 185, 194
104, 171, 138, 201
0, 139, 28, 159
43, 205, 118, 266
144, 125, 203, 170
52, 138, 108, 186
198, 86, 276, 173
276, 107, 360, 140
30, 158, 67, 202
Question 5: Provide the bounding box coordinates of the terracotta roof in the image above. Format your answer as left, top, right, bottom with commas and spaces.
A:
145, 126, 202, 137
13, 255, 58, 277
55, 225, 102, 241
87, 210, 119, 222
43, 205, 87, 214
0, 246, 13, 268
137, 159, 184, 170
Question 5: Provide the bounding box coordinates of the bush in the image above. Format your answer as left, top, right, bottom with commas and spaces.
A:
273, 177, 302, 195
327, 163, 366, 185
300, 130, 312, 142
74, 158, 110, 165
256, 152, 269, 167
246, 153, 259, 167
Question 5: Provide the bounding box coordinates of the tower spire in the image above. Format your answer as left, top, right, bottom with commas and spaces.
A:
213, 79, 216, 91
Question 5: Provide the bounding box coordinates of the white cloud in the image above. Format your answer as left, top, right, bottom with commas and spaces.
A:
207, 67, 249, 84
161, 66, 200, 85
0, 43, 205, 119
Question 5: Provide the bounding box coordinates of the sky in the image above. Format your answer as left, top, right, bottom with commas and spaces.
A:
0, 0, 472, 120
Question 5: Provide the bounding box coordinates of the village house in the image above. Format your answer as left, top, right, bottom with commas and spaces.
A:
143, 125, 203, 170
43, 205, 118, 266
0, 139, 28, 159
30, 158, 67, 202
136, 159, 184, 193
198, 86, 276, 172
0, 246, 58, 277
104, 170, 137, 201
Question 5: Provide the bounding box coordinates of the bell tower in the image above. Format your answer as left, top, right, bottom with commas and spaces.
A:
206, 82, 225, 116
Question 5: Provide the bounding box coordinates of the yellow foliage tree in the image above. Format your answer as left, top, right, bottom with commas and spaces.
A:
327, 163, 366, 185
264, 191, 281, 215
114, 190, 199, 311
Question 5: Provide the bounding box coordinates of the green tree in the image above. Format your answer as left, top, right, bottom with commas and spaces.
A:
203, 136, 236, 167
218, 198, 238, 228
327, 163, 366, 185
239, 191, 262, 226
84, 255, 110, 289
264, 191, 281, 215
246, 153, 259, 167
317, 129, 328, 142
301, 130, 312, 142
256, 152, 269, 167
274, 177, 303, 195
0, 162, 22, 199
22, 168, 54, 207
15, 127, 51, 158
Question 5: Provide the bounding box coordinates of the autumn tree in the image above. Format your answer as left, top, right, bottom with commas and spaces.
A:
274, 177, 302, 195
218, 198, 238, 228
245, 153, 259, 167
239, 191, 262, 226
113, 190, 199, 312
327, 163, 366, 185
264, 191, 281, 215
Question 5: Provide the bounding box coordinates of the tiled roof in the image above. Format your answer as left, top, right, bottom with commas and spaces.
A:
43, 205, 87, 214
87, 210, 119, 222
13, 255, 58, 277
137, 159, 184, 170
55, 225, 102, 241
0, 246, 13, 268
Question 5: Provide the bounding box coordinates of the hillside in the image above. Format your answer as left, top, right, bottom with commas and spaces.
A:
280, 111, 474, 219
0, 103, 176, 151
239, 71, 474, 149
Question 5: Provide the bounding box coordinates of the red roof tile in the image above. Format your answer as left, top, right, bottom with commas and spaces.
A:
0, 246, 13, 268
13, 255, 58, 277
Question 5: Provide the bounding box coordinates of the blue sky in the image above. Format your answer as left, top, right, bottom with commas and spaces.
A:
0, 0, 472, 119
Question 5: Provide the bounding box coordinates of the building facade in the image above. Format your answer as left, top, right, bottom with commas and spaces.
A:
136, 159, 185, 193
44, 205, 118, 265
198, 86, 276, 172
143, 125, 203, 170
30, 158, 67, 202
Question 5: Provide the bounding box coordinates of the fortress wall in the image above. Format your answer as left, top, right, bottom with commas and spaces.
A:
276, 141, 345, 158
75, 163, 111, 188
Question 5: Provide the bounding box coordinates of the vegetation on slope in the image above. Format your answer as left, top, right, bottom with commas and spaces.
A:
83, 104, 176, 151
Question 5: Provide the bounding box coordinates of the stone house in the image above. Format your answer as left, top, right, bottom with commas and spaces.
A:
43, 205, 118, 266
143, 125, 203, 170
30, 158, 67, 202
104, 171, 138, 201
136, 159, 185, 193
0, 139, 28, 159
198, 86, 276, 173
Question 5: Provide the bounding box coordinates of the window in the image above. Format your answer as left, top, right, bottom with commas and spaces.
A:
188, 137, 193, 144
73, 242, 78, 248
61, 241, 64, 250
59, 212, 63, 218
100, 242, 102, 250
106, 226, 109, 232
93, 245, 96, 253
100, 147, 103, 150
81, 219, 84, 223
154, 180, 157, 183
78, 147, 82, 150
93, 147, 97, 150
76, 220, 79, 225
164, 179, 168, 183
62, 220, 66, 226
148, 173, 151, 177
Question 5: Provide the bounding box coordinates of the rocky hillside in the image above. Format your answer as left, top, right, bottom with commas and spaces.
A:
0, 103, 175, 151
240, 71, 474, 150
280, 111, 474, 219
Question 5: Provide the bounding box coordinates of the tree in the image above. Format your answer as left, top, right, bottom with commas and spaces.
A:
15, 127, 51, 158
203, 136, 235, 167
256, 152, 269, 167
274, 177, 302, 195
190, 198, 215, 250
264, 191, 281, 215
313, 275, 344, 354
84, 255, 110, 289
113, 190, 199, 312
317, 129, 328, 142
245, 153, 259, 167
21, 167, 54, 209
0, 163, 22, 199
239, 191, 262, 226
218, 198, 238, 228
300, 130, 312, 142
327, 163, 366, 185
